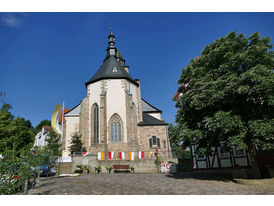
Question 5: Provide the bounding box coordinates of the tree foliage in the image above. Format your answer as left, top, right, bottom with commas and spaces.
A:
168, 123, 191, 159
34, 119, 51, 134
168, 123, 181, 155
69, 132, 86, 155
175, 31, 274, 156
43, 130, 62, 171
0, 102, 35, 153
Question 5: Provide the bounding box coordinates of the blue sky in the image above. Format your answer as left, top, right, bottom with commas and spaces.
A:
0, 12, 274, 127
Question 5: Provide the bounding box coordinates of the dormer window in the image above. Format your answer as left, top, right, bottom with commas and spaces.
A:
112, 66, 118, 72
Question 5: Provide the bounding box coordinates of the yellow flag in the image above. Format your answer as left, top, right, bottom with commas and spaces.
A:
101, 152, 104, 160
129, 152, 132, 160
148, 151, 151, 159
51, 104, 61, 133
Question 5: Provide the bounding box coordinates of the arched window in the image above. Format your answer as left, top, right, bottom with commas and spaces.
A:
92, 104, 99, 144
110, 115, 122, 142
149, 136, 160, 148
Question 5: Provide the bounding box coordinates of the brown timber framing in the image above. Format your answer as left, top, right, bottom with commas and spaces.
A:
191, 143, 252, 170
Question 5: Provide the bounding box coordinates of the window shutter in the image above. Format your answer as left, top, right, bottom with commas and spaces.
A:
157, 138, 160, 147
149, 138, 152, 148
152, 136, 156, 145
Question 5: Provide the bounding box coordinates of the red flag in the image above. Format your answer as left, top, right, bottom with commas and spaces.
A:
119, 152, 122, 160
141, 151, 144, 158
108, 152, 111, 159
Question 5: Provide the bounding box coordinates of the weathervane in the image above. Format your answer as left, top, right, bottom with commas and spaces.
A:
110, 21, 112, 31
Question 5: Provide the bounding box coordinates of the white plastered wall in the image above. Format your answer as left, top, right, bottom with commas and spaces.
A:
87, 81, 101, 145
106, 79, 128, 143
64, 116, 79, 152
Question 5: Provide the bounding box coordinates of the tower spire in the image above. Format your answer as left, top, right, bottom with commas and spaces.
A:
106, 27, 116, 57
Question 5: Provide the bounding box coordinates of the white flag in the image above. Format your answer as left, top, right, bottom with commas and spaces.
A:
98, 152, 101, 160
122, 152, 125, 160
138, 151, 141, 159
111, 152, 114, 159
131, 152, 134, 161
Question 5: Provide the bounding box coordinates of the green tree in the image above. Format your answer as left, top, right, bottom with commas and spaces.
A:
69, 132, 86, 155
43, 130, 62, 177
168, 122, 181, 156
0, 101, 34, 153
175, 32, 274, 159
168, 123, 191, 159
0, 94, 44, 194
34, 119, 51, 134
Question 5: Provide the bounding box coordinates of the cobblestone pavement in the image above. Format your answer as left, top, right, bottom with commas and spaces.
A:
27, 173, 274, 195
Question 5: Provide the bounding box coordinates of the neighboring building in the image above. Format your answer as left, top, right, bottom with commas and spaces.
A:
34, 125, 52, 147
172, 68, 252, 172
60, 29, 171, 163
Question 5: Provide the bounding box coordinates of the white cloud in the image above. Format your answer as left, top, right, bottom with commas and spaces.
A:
0, 13, 28, 28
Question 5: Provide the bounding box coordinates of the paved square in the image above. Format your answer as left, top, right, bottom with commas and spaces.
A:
27, 173, 274, 195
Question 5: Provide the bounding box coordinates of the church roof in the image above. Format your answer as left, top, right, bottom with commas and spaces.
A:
58, 109, 72, 123
85, 55, 138, 86
137, 112, 168, 126
141, 98, 162, 113
64, 103, 81, 117
85, 29, 138, 87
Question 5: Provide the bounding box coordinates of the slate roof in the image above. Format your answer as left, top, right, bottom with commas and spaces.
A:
141, 98, 162, 113
85, 55, 138, 87
137, 112, 168, 126
64, 103, 81, 117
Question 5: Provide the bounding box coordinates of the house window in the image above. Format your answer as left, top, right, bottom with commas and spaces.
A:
234, 149, 245, 157
110, 115, 122, 142
112, 66, 118, 72
149, 136, 160, 148
94, 104, 99, 144
218, 143, 230, 158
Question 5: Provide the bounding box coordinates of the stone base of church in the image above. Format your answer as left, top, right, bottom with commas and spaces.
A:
71, 154, 178, 174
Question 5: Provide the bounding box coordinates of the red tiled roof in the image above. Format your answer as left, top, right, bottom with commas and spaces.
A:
43, 125, 52, 131
172, 84, 186, 101
58, 109, 72, 123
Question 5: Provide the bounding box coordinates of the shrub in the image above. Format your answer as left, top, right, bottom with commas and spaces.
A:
74, 165, 83, 173
94, 165, 101, 173
106, 166, 112, 173
154, 156, 161, 173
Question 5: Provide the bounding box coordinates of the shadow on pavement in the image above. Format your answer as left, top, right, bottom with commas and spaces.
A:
165, 172, 234, 182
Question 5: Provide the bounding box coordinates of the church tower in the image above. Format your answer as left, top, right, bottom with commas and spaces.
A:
79, 28, 142, 159
62, 29, 171, 163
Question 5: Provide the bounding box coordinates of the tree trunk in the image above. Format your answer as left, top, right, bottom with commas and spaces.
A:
24, 176, 28, 195
37, 168, 41, 183
248, 144, 261, 178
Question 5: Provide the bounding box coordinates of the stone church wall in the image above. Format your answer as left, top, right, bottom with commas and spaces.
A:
79, 97, 90, 147
87, 81, 102, 145
72, 154, 178, 173
138, 125, 171, 158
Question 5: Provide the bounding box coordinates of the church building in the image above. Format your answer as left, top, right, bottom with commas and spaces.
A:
61, 29, 171, 162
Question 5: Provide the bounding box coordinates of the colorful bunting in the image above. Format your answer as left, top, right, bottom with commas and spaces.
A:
98, 152, 104, 160
148, 151, 152, 159
129, 152, 134, 161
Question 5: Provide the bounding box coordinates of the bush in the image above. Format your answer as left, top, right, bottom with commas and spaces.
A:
154, 156, 161, 173
130, 166, 135, 173
94, 165, 101, 173
84, 165, 89, 173
74, 165, 83, 173
106, 166, 112, 173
